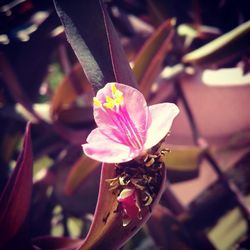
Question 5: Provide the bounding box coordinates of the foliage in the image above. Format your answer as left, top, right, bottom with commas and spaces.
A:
0, 0, 249, 249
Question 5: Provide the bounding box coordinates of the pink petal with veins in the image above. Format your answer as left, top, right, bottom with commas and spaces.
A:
144, 103, 179, 149
82, 128, 140, 163
94, 83, 148, 144
82, 83, 179, 163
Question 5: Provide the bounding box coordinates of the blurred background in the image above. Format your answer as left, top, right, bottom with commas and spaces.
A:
0, 0, 250, 249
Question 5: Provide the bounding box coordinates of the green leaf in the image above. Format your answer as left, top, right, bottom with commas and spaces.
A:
67, 217, 83, 238
182, 20, 250, 66
47, 63, 64, 92
208, 207, 248, 250
161, 145, 204, 183
50, 63, 92, 118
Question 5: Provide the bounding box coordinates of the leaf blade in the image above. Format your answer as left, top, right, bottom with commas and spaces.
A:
64, 156, 100, 195
161, 145, 204, 183
50, 63, 92, 117
78, 163, 166, 250
133, 19, 174, 84
53, 0, 137, 92
0, 123, 33, 248
182, 20, 250, 66
32, 236, 83, 250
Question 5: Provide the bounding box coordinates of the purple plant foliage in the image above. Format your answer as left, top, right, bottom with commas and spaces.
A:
0, 0, 249, 249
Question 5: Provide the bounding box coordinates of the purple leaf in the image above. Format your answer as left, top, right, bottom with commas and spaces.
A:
148, 205, 191, 249
64, 156, 100, 195
32, 236, 83, 250
147, 204, 215, 250
78, 163, 166, 250
0, 123, 33, 248
53, 0, 137, 92
133, 19, 175, 99
53, 2, 169, 249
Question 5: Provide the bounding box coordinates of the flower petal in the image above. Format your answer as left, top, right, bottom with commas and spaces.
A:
82, 128, 140, 163
117, 188, 139, 219
94, 83, 149, 144
144, 103, 179, 149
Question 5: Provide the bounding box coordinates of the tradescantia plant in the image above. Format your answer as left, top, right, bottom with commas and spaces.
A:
77, 84, 178, 250
1, 0, 250, 249
1, 0, 179, 248
53, 0, 179, 248
82, 82, 178, 225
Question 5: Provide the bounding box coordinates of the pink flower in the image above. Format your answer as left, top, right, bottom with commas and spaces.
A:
117, 188, 140, 221
82, 83, 179, 163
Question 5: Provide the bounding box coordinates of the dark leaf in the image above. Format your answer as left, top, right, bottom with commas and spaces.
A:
0, 123, 33, 248
50, 63, 92, 118
1, 132, 21, 164
57, 107, 94, 126
0, 53, 37, 118
0, 53, 89, 145
78, 163, 166, 250
160, 145, 204, 183
148, 205, 193, 250
54, 0, 137, 93
148, 205, 215, 250
32, 236, 83, 250
6, 13, 61, 102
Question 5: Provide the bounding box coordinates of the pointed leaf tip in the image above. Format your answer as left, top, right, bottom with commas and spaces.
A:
0, 122, 33, 248
53, 0, 137, 93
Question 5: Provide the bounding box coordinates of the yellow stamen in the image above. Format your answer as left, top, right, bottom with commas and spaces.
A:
111, 83, 117, 96
94, 84, 124, 110
93, 97, 102, 108
115, 94, 123, 105
111, 83, 124, 105
104, 96, 115, 109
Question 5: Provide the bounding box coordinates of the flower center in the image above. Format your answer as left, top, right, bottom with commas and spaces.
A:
93, 84, 143, 149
